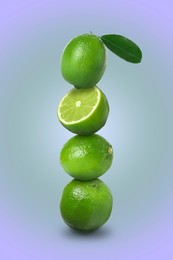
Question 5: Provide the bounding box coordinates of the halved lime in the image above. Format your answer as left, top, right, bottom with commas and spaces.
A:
57, 86, 109, 135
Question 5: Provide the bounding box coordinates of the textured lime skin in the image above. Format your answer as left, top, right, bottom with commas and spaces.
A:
61, 34, 106, 88
60, 134, 113, 180
60, 179, 113, 231
58, 87, 109, 135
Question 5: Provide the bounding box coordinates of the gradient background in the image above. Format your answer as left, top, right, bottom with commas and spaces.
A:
1, 1, 173, 259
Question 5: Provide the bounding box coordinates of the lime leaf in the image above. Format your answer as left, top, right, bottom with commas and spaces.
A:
101, 34, 142, 63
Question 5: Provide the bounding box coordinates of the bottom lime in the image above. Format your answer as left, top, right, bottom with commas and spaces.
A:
60, 179, 113, 232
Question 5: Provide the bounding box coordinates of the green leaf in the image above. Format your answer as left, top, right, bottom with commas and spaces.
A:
101, 34, 142, 63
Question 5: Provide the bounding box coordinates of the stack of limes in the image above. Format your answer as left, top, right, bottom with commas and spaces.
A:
57, 34, 113, 232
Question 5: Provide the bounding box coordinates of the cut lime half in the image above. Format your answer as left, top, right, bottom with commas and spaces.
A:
57, 86, 109, 135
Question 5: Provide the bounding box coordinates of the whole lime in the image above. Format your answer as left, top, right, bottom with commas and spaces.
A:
60, 179, 113, 231
60, 134, 113, 180
61, 34, 106, 88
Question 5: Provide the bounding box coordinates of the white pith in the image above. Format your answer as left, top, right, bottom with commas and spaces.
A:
76, 100, 81, 107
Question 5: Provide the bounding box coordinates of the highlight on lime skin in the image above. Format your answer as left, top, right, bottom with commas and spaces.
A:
57, 32, 142, 232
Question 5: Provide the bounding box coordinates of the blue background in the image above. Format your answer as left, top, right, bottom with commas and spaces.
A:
0, 1, 173, 259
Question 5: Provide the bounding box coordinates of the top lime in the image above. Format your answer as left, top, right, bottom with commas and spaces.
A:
61, 34, 106, 88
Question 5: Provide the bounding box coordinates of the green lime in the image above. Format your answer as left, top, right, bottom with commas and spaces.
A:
60, 179, 113, 231
60, 134, 113, 180
57, 86, 109, 135
61, 34, 106, 88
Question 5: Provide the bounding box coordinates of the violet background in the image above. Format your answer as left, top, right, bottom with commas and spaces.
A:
0, 0, 173, 259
